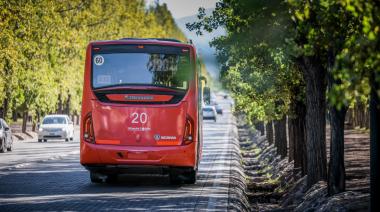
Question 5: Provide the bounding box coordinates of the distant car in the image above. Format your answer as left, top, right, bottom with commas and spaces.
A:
38, 114, 74, 142
203, 106, 217, 122
0, 118, 13, 153
215, 104, 223, 115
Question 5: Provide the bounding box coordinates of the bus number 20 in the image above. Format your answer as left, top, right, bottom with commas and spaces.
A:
131, 112, 148, 124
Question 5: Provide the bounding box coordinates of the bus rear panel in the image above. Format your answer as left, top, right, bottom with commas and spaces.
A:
80, 39, 202, 184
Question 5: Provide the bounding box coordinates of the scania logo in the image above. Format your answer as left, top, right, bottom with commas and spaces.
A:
154, 134, 161, 141
125, 95, 154, 101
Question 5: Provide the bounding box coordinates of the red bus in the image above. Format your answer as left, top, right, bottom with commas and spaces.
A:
80, 38, 203, 184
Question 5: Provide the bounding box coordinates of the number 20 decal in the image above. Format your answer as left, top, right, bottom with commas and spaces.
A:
131, 112, 148, 124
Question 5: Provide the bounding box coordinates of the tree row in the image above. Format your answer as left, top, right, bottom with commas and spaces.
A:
187, 0, 379, 209
0, 0, 185, 131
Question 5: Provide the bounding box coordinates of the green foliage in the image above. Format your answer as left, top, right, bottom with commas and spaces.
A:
188, 0, 300, 123
0, 0, 186, 121
188, 0, 380, 123
288, 0, 379, 110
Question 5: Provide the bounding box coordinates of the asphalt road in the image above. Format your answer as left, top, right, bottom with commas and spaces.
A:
0, 97, 240, 211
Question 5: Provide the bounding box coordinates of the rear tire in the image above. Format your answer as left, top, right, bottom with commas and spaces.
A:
90, 172, 103, 183
70, 137, 74, 141
169, 168, 197, 185
169, 174, 181, 185
38, 139, 42, 142
105, 174, 118, 183
65, 138, 69, 142
0, 139, 6, 153
44, 139, 47, 142
6, 142, 12, 152
184, 170, 197, 184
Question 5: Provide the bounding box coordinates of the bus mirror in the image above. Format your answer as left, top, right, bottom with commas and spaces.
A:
203, 87, 211, 105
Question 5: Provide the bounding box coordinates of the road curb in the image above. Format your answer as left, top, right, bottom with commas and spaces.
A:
227, 115, 251, 212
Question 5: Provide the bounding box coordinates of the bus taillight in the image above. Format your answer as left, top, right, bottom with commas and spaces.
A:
83, 113, 95, 143
183, 116, 194, 145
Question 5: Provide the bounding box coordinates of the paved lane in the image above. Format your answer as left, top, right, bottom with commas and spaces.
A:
0, 128, 80, 172
0, 97, 243, 211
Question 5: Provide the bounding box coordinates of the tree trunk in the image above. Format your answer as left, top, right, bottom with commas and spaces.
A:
274, 116, 287, 158
1, 98, 9, 119
370, 74, 380, 212
293, 99, 307, 176
327, 48, 347, 195
300, 56, 327, 188
37, 111, 40, 123
288, 115, 295, 162
1, 59, 11, 120
346, 109, 353, 128
12, 110, 17, 122
328, 105, 347, 195
358, 102, 365, 128
57, 93, 63, 114
255, 121, 265, 136
65, 93, 71, 115
32, 118, 36, 132
365, 107, 370, 129
76, 115, 80, 125
22, 111, 28, 133
266, 121, 274, 145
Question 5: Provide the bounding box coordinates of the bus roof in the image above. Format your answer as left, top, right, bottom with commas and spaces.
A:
120, 38, 182, 43
89, 38, 193, 48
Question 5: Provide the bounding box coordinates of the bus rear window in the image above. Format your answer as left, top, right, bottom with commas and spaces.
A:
92, 51, 192, 90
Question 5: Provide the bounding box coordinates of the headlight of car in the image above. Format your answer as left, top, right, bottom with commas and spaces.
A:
38, 127, 44, 132
62, 127, 68, 133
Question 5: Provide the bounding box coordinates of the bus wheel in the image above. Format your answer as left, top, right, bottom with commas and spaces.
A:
169, 169, 182, 185
90, 172, 103, 183
105, 174, 118, 183
169, 174, 181, 185
184, 170, 197, 184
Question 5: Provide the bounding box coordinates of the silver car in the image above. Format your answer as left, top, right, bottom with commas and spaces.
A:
202, 105, 217, 122
38, 115, 74, 142
0, 118, 13, 152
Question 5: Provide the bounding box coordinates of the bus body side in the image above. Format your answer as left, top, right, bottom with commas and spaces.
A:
80, 39, 202, 184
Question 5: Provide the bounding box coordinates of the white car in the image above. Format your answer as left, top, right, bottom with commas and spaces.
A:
202, 105, 217, 122
38, 114, 74, 142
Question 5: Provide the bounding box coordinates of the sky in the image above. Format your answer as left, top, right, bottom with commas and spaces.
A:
145, 0, 218, 19
145, 0, 223, 81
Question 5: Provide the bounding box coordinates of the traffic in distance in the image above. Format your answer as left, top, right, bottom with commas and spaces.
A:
37, 114, 75, 142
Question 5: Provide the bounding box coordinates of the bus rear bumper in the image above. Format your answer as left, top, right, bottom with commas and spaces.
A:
80, 141, 197, 169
